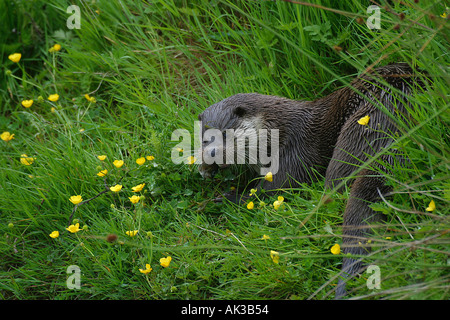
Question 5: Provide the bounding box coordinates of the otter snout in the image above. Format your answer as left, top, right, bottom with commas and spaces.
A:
199, 141, 228, 179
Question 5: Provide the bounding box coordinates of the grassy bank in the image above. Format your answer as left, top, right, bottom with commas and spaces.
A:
0, 0, 448, 299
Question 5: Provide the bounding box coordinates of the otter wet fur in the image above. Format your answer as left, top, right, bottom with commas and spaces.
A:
198, 63, 424, 298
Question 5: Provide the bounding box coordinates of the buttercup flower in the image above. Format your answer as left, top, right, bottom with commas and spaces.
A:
187, 156, 196, 165
357, 115, 370, 126
273, 196, 284, 210
270, 250, 280, 264
126, 230, 139, 237
139, 264, 152, 274
331, 243, 341, 255
129, 195, 140, 204
113, 160, 124, 168
97, 169, 108, 177
136, 157, 146, 165
69, 195, 83, 205
49, 231, 60, 238
49, 44, 61, 52
84, 94, 96, 103
160, 256, 172, 268
1, 132, 15, 142
97, 155, 107, 161
265, 172, 273, 182
247, 201, 254, 209
21, 100, 33, 108
425, 200, 436, 212
66, 223, 81, 233
132, 183, 145, 192
146, 155, 155, 161
20, 154, 35, 166
8, 53, 21, 63
110, 184, 123, 192
261, 234, 270, 240
249, 188, 257, 196
48, 94, 59, 102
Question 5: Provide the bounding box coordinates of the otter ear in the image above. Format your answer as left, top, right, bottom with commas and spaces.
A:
234, 106, 246, 117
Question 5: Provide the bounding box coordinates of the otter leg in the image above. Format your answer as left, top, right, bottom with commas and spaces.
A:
335, 169, 390, 299
213, 190, 248, 204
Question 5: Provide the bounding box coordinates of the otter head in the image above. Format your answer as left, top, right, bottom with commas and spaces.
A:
197, 93, 273, 179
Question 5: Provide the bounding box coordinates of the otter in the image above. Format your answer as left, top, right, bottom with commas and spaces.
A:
197, 63, 424, 298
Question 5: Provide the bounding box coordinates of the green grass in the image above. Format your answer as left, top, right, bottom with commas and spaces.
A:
0, 0, 449, 300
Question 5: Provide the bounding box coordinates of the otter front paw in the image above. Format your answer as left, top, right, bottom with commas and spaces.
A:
213, 191, 248, 204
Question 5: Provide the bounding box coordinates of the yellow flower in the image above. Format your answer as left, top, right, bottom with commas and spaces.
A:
357, 115, 370, 126
261, 234, 270, 240
160, 256, 172, 268
136, 157, 146, 165
126, 230, 139, 237
1, 131, 15, 142
110, 184, 123, 192
48, 94, 59, 102
146, 155, 155, 161
97, 155, 107, 161
187, 156, 196, 165
441, 12, 447, 18
69, 195, 83, 205
84, 94, 96, 103
113, 160, 124, 168
66, 223, 81, 233
270, 250, 280, 264
8, 53, 21, 63
132, 183, 145, 192
425, 200, 436, 212
273, 196, 284, 210
49, 231, 60, 238
21, 100, 34, 108
249, 188, 257, 196
247, 201, 254, 209
129, 195, 140, 204
20, 154, 35, 166
139, 264, 152, 274
50, 107, 56, 113
331, 243, 341, 255
265, 172, 273, 182
97, 169, 108, 177
49, 44, 61, 52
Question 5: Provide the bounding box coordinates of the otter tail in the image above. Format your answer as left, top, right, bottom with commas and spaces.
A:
334, 168, 391, 298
